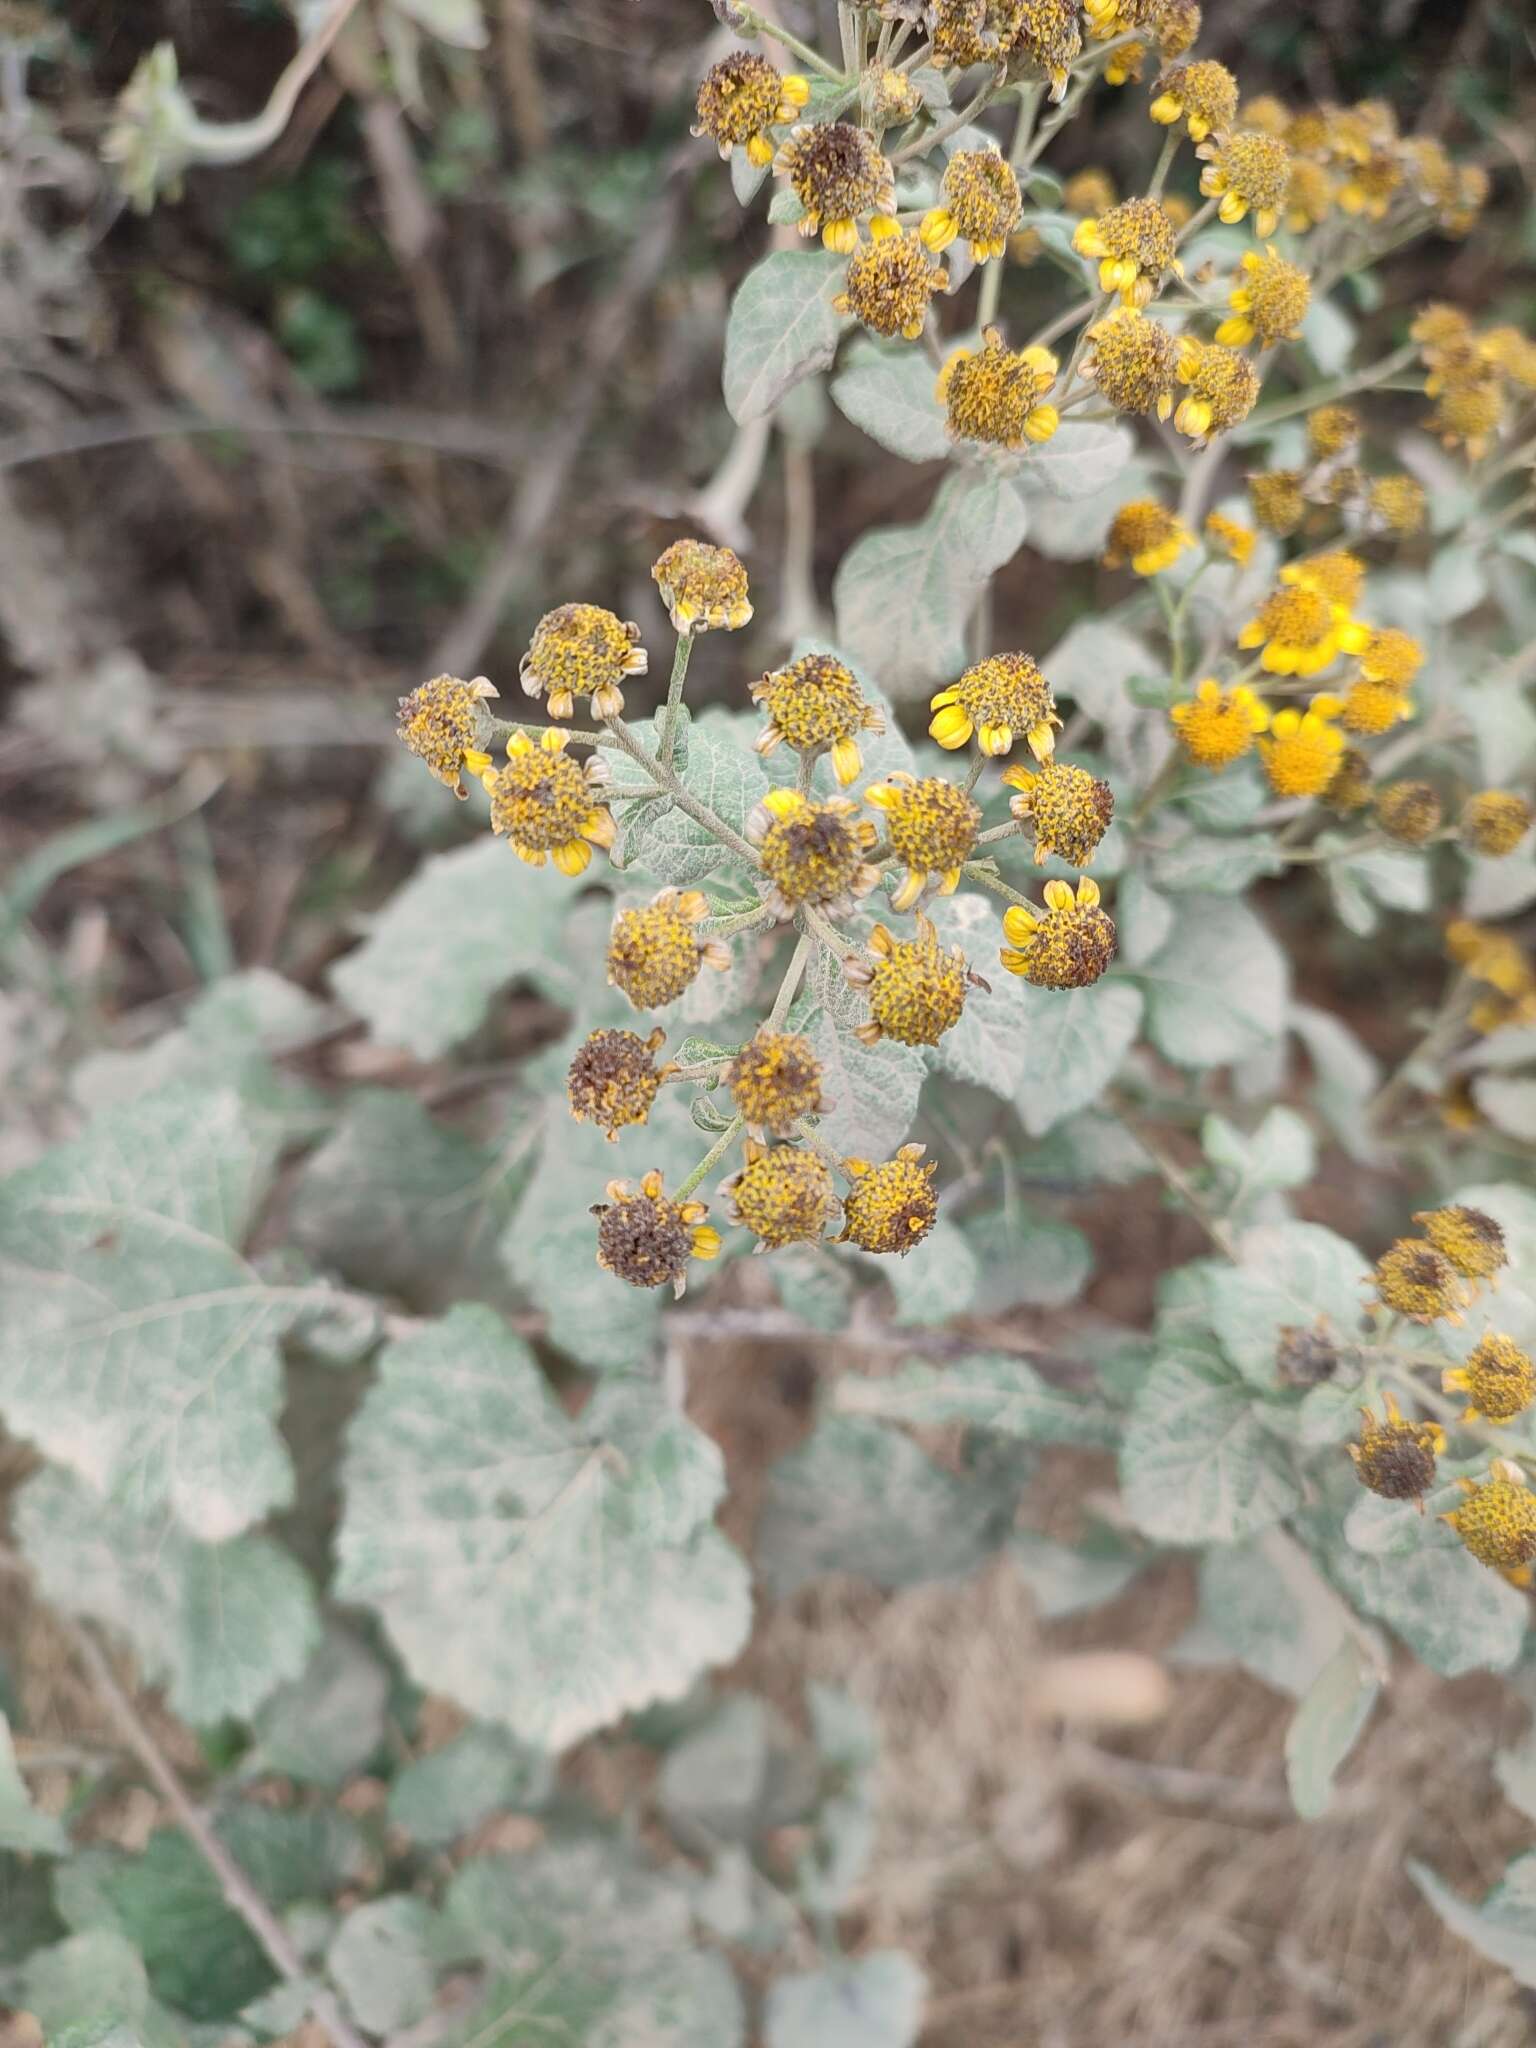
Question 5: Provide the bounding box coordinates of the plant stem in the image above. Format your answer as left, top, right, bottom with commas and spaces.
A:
767, 931, 813, 1028
658, 632, 694, 771
798, 900, 854, 960
793, 1118, 846, 1173
1145, 127, 1179, 199
890, 77, 1001, 164
1242, 342, 1419, 433
603, 717, 762, 868
676, 1116, 745, 1201
1114, 1101, 1240, 1260
959, 860, 1032, 908
174, 0, 364, 166
977, 87, 1041, 327
738, 6, 845, 81
975, 818, 1023, 845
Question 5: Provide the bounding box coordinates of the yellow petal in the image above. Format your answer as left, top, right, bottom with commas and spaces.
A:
830, 736, 862, 787
929, 704, 973, 749
691, 1226, 722, 1260
553, 839, 593, 877
1002, 905, 1038, 944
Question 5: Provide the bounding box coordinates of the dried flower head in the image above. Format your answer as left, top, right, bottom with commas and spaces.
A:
1414, 1204, 1507, 1283
1152, 0, 1201, 59
835, 227, 946, 340
1305, 404, 1361, 459
652, 538, 753, 635
722, 1140, 838, 1248
930, 649, 1060, 760
1445, 1335, 1535, 1426
483, 727, 616, 875
864, 771, 981, 911
748, 788, 880, 919
862, 64, 924, 127
1284, 157, 1335, 233
1444, 1462, 1536, 1582
726, 1029, 829, 1137
1248, 468, 1307, 535
1170, 677, 1270, 769
1063, 167, 1118, 217
1104, 498, 1194, 576
1073, 196, 1182, 307
396, 672, 497, 796
852, 914, 975, 1047
1239, 584, 1365, 677
936, 325, 1060, 448
1460, 790, 1533, 859
1325, 746, 1373, 813
520, 603, 648, 721
1199, 130, 1292, 237
773, 120, 896, 252
1149, 59, 1238, 142
1258, 704, 1346, 797
1003, 759, 1115, 866
1009, 0, 1084, 98
1204, 511, 1256, 564
1000, 876, 1116, 988
1373, 1236, 1466, 1324
693, 53, 809, 165
1082, 306, 1179, 418
567, 1026, 672, 1138
751, 652, 884, 786
608, 888, 731, 1009
1216, 248, 1311, 349
1374, 779, 1443, 846
922, 148, 1022, 263
837, 1144, 939, 1254
1429, 377, 1503, 460
1347, 1391, 1445, 1503
1276, 1321, 1339, 1386
1173, 338, 1261, 442
594, 1169, 719, 1295
931, 0, 1026, 67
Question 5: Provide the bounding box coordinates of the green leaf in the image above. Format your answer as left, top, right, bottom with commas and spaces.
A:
1027, 455, 1160, 562
1150, 831, 1284, 894
964, 1207, 1094, 1309
387, 1724, 554, 1846
1290, 1001, 1382, 1164
245, 1627, 387, 1788
657, 1696, 771, 1845
1011, 419, 1135, 501
919, 893, 1031, 1097
1284, 1636, 1380, 1819
856, 1216, 977, 1325
832, 468, 1029, 699
334, 1307, 751, 1749
765, 1244, 854, 1332
1120, 1344, 1301, 1544
1204, 1223, 1370, 1388
730, 147, 770, 206
833, 1353, 1117, 1448
20, 1932, 156, 2040
327, 1896, 438, 2034
830, 336, 949, 461
1201, 1106, 1315, 1194
1175, 763, 1267, 830
1116, 871, 1174, 967
615, 712, 768, 886
1328, 1525, 1527, 1677
1137, 898, 1289, 1069
1013, 978, 1144, 1138
1410, 1853, 1536, 1988
1427, 541, 1488, 620
1008, 1528, 1147, 1619
1179, 1535, 1349, 1697
329, 835, 582, 1059
1495, 1732, 1536, 1824
0, 1712, 67, 1856
797, 1683, 878, 1917
723, 249, 851, 424
792, 944, 926, 1160
764, 1953, 926, 2048
1325, 838, 1430, 937
16, 1467, 319, 1727
1473, 1075, 1536, 1143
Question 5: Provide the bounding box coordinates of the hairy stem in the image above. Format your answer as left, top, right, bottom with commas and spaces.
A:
676, 1115, 745, 1201
738, 6, 845, 81
1242, 342, 1419, 432
658, 632, 694, 771
604, 717, 762, 867
767, 930, 813, 1028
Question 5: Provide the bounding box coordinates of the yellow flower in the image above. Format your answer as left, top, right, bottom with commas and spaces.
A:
1000, 876, 1116, 989
1003, 759, 1115, 866
721, 1139, 838, 1249
1151, 0, 1202, 60
1414, 1204, 1507, 1283
1372, 1236, 1467, 1324
1356, 625, 1423, 688
746, 787, 880, 920
482, 727, 616, 875
1240, 94, 1291, 137
1373, 779, 1443, 847
931, 0, 1029, 67
1198, 129, 1292, 238
519, 603, 648, 721
1103, 498, 1194, 576
1336, 149, 1401, 221
726, 1029, 829, 1139
864, 771, 980, 911
1257, 704, 1345, 796
567, 1026, 673, 1139
773, 120, 896, 252
1063, 167, 1118, 217
1429, 377, 1504, 460
863, 65, 923, 127
1204, 511, 1255, 564
1445, 1335, 1535, 1425
1072, 196, 1182, 307
1238, 585, 1366, 677
692, 53, 809, 166
1173, 337, 1261, 442
936, 325, 1059, 448
930, 650, 1060, 760
848, 914, 973, 1047
1282, 547, 1365, 608
834, 228, 946, 340
1305, 404, 1361, 459
1214, 245, 1311, 348
1149, 59, 1238, 142
1460, 791, 1533, 859
594, 1169, 719, 1296
1247, 468, 1307, 536
1011, 0, 1085, 100
1346, 1391, 1445, 1503
1283, 156, 1335, 233
1444, 1462, 1536, 1584
1083, 0, 1161, 41
1082, 306, 1178, 419
608, 888, 732, 1010
395, 672, 497, 796
1169, 677, 1270, 769
750, 651, 884, 787
837, 1144, 939, 1255
651, 538, 752, 635
1332, 678, 1412, 737
921, 147, 1022, 264
1481, 324, 1536, 392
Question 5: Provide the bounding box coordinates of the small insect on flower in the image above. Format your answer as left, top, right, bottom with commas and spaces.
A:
834, 228, 946, 340
1247, 468, 1307, 535
930, 649, 1060, 760
1215, 246, 1311, 348
1003, 759, 1115, 866
936, 325, 1060, 449
721, 1140, 838, 1249
747, 788, 880, 920
1169, 678, 1270, 770
1103, 498, 1194, 577
1460, 790, 1533, 859
864, 771, 981, 911
847, 914, 977, 1047
651, 538, 752, 635
396, 672, 498, 796
1198, 130, 1292, 238
692, 52, 809, 166
1081, 306, 1179, 419
608, 888, 732, 1010
1414, 1204, 1507, 1284
1373, 779, 1443, 847
1238, 583, 1366, 678
483, 728, 616, 875
520, 603, 648, 721
1149, 59, 1238, 142
726, 1029, 829, 1139
1347, 1392, 1445, 1505
1204, 511, 1256, 564
837, 1144, 939, 1254
921, 147, 1022, 264
567, 1026, 674, 1139
1443, 1461, 1536, 1583
1257, 704, 1346, 798
1445, 1335, 1535, 1425
1372, 1236, 1467, 1325
751, 652, 884, 787
1305, 404, 1361, 460
1009, 0, 1084, 100
773, 120, 896, 253
593, 1169, 719, 1296
1072, 196, 1182, 307
1000, 877, 1117, 989
1172, 338, 1261, 443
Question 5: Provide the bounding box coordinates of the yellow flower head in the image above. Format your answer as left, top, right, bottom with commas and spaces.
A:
483, 727, 616, 876
1372, 1236, 1467, 1324
652, 538, 752, 635
1170, 677, 1270, 769
1445, 1335, 1535, 1425
1412, 302, 1477, 381
1213, 244, 1311, 348
851, 914, 973, 1047
692, 53, 809, 165
396, 672, 497, 796
1239, 584, 1366, 677
921, 147, 1022, 263
1373, 778, 1443, 847
747, 787, 879, 920
834, 228, 946, 340
1282, 158, 1335, 235
1003, 758, 1115, 866
567, 1026, 672, 1139
1103, 498, 1194, 576
1460, 790, 1534, 860
936, 324, 1060, 448
722, 1140, 837, 1249
1347, 1391, 1445, 1503
1198, 129, 1292, 238
607, 888, 731, 1010
1305, 404, 1361, 459
1248, 468, 1307, 536
837, 1143, 939, 1255
1204, 511, 1256, 564
1429, 377, 1504, 460
1334, 678, 1412, 737
1480, 325, 1536, 392
1444, 1462, 1536, 1583
520, 603, 648, 722
864, 771, 981, 912
1447, 920, 1536, 1006
1063, 167, 1118, 217
1282, 547, 1365, 608
750, 651, 884, 786
1336, 147, 1402, 221
594, 1168, 719, 1295
1257, 703, 1345, 796
726, 1028, 829, 1138
1152, 0, 1203, 61
1072, 196, 1182, 307
1414, 1204, 1507, 1283
930, 649, 1060, 760
1000, 876, 1116, 989
1240, 93, 1291, 137
1174, 337, 1261, 442
1083, 0, 1160, 41
1285, 106, 1331, 156
1149, 59, 1238, 142
862, 65, 924, 128
773, 120, 896, 252
1356, 625, 1423, 688
1011, 0, 1085, 100
1082, 306, 1179, 419
931, 0, 1028, 67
